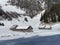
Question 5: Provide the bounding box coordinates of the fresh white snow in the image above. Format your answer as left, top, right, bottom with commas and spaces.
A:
16, 26, 29, 29
0, 0, 25, 14
0, 0, 60, 40
0, 10, 60, 40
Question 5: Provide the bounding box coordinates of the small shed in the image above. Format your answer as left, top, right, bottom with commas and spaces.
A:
39, 25, 52, 30
10, 25, 33, 32
0, 23, 4, 26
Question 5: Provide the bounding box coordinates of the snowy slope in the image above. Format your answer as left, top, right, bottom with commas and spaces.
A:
0, 0, 60, 40
0, 0, 25, 14
0, 10, 60, 40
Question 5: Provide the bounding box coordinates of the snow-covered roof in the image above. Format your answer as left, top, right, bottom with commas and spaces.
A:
16, 26, 29, 29
39, 25, 45, 28
45, 25, 51, 28
39, 25, 51, 28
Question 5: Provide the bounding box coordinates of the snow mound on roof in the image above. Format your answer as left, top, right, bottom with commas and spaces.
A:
16, 26, 29, 29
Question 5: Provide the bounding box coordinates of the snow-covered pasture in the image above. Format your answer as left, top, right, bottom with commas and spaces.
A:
0, 0, 60, 40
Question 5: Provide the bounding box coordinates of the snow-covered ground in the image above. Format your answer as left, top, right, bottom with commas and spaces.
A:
0, 12, 60, 40
0, 0, 25, 14
0, 0, 60, 40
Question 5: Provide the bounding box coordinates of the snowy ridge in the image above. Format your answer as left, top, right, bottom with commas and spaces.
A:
0, 0, 25, 14
0, 0, 26, 20
2, 5, 25, 14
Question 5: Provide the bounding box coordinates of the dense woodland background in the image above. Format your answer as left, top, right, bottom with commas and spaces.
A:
0, 0, 60, 23
6, 0, 60, 23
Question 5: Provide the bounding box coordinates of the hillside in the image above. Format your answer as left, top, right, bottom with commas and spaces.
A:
0, 0, 60, 41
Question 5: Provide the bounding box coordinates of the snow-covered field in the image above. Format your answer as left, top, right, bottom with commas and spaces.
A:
0, 13, 60, 40
0, 0, 60, 40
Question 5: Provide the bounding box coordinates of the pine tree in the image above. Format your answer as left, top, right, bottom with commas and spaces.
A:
40, 3, 60, 23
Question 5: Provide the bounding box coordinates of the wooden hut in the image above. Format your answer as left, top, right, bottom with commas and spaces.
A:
0, 23, 4, 26
10, 25, 33, 32
39, 25, 52, 30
